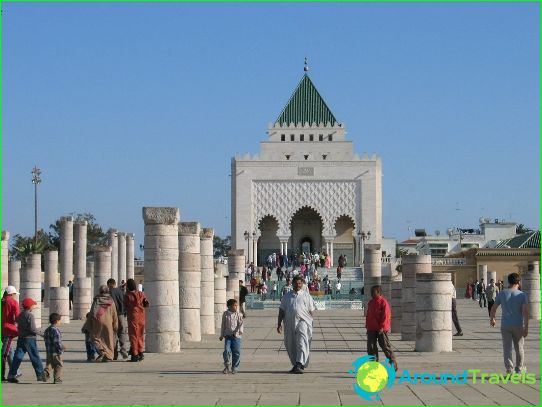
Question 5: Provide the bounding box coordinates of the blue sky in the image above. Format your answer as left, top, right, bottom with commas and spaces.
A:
2, 2, 539, 254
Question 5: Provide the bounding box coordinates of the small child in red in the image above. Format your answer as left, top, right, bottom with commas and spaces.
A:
365, 285, 398, 371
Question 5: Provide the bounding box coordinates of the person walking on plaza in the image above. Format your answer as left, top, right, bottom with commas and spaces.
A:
281, 278, 293, 299
277, 275, 316, 374
89, 285, 118, 362
472, 280, 479, 301
365, 285, 398, 371
43, 313, 64, 384
486, 278, 500, 317
271, 281, 278, 301
452, 285, 463, 336
107, 279, 129, 360
2, 286, 20, 382
7, 298, 46, 383
489, 273, 529, 374
335, 280, 341, 298
124, 279, 149, 362
81, 312, 98, 361
239, 280, 248, 317
478, 278, 487, 308
219, 299, 244, 374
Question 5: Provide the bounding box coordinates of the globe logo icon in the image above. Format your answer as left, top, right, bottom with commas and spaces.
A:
349, 355, 396, 401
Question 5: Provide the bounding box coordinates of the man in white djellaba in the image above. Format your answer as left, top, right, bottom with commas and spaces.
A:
277, 275, 316, 374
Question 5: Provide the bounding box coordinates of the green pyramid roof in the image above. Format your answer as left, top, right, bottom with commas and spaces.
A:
275, 74, 338, 127
495, 231, 541, 249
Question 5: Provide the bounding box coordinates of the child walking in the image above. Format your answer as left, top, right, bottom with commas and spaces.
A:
43, 313, 64, 384
366, 285, 398, 371
219, 299, 244, 374
7, 298, 46, 383
81, 312, 98, 361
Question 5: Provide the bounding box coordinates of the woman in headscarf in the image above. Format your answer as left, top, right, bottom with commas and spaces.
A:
89, 285, 118, 362
124, 278, 148, 362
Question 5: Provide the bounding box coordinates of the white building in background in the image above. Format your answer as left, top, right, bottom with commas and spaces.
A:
398, 218, 518, 257
231, 66, 382, 266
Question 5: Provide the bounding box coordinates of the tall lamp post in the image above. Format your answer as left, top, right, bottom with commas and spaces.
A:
252, 231, 257, 266
31, 166, 42, 243
358, 230, 371, 266
244, 230, 250, 265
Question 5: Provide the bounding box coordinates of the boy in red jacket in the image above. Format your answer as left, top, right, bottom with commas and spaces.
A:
366, 285, 398, 371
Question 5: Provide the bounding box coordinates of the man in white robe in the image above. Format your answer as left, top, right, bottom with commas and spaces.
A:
277, 275, 316, 374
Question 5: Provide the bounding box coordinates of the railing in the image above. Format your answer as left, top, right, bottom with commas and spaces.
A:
431, 258, 466, 266
134, 260, 144, 267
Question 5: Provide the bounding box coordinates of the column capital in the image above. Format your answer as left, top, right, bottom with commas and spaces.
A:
323, 236, 335, 243
142, 207, 180, 225
277, 235, 290, 243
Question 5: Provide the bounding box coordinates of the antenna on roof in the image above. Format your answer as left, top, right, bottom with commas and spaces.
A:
304, 57, 309, 72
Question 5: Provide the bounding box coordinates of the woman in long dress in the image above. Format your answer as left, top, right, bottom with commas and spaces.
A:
89, 285, 118, 362
124, 278, 148, 362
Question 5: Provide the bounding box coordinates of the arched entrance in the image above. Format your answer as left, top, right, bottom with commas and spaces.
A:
333, 215, 355, 266
257, 216, 280, 265
289, 207, 323, 256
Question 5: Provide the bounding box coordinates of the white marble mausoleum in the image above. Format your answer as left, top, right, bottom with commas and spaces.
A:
231, 67, 382, 267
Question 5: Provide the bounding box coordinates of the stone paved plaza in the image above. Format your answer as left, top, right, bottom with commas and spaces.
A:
2, 299, 540, 406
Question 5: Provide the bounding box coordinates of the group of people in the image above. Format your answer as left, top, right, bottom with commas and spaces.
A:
1, 277, 149, 384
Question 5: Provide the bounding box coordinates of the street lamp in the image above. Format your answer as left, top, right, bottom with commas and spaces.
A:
252, 231, 257, 266
243, 230, 250, 265
31, 166, 42, 243
358, 230, 371, 266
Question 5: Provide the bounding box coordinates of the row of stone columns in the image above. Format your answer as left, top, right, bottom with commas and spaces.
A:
107, 229, 135, 284
142, 207, 229, 353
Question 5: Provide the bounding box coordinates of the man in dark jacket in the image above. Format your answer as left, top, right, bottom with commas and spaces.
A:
107, 279, 129, 360
239, 280, 249, 318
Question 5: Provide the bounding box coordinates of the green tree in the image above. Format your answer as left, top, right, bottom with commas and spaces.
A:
10, 229, 53, 263
213, 235, 231, 256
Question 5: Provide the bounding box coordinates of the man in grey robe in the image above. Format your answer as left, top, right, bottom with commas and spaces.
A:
277, 275, 316, 374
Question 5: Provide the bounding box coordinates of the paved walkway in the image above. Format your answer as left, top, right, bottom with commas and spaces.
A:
2, 299, 540, 406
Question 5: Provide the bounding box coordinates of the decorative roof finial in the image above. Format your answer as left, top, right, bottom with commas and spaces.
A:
304, 57, 309, 72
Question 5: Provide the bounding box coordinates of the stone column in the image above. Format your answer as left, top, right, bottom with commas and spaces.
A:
143, 207, 181, 353
401, 254, 432, 341
59, 216, 74, 287
8, 260, 21, 294
487, 270, 497, 284
2, 231, 9, 290
49, 287, 70, 323
478, 264, 488, 285
108, 229, 118, 283
74, 220, 87, 280
93, 246, 112, 296
415, 273, 453, 352
200, 228, 215, 335
253, 232, 260, 266
87, 260, 95, 301
73, 277, 92, 319
117, 232, 127, 284
214, 262, 228, 329
330, 240, 334, 266
523, 261, 540, 320
363, 244, 381, 315
43, 250, 59, 308
126, 233, 135, 281
391, 279, 402, 333
178, 222, 202, 342
20, 254, 43, 328
227, 250, 244, 302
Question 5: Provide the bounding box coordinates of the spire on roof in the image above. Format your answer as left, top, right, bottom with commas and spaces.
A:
275, 72, 338, 127
304, 57, 309, 72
